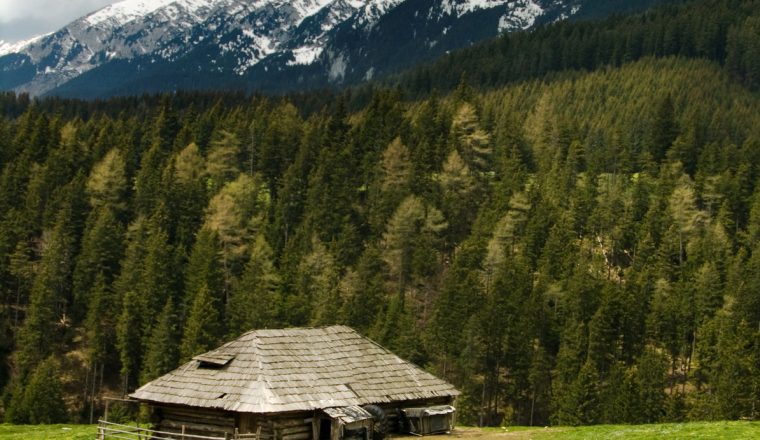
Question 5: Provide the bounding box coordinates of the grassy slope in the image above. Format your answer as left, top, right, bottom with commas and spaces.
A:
2, 423, 758, 439
0, 424, 94, 439
455, 422, 760, 439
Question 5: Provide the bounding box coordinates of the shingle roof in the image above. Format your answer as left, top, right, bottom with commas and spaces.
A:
130, 325, 459, 413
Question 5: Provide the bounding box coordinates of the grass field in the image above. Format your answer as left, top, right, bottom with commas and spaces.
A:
0, 424, 94, 439
1, 422, 758, 439
448, 422, 760, 439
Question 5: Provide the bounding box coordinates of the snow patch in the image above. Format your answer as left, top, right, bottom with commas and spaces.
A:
364, 67, 375, 81
288, 46, 324, 66
498, 0, 544, 32
85, 0, 176, 26
0, 33, 50, 56
441, 0, 511, 17
328, 52, 347, 82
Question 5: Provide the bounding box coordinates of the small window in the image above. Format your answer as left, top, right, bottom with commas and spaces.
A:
194, 353, 235, 368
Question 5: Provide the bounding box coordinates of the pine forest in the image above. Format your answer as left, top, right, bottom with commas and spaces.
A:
2, 0, 760, 429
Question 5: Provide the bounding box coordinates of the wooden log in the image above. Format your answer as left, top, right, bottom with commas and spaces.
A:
162, 409, 233, 423
282, 432, 311, 440
273, 418, 312, 428
160, 418, 234, 435
280, 425, 311, 436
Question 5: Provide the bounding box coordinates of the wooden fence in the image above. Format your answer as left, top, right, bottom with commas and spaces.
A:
97, 420, 261, 440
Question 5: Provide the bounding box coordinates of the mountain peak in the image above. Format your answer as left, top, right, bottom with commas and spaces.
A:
84, 0, 179, 27
0, 0, 591, 98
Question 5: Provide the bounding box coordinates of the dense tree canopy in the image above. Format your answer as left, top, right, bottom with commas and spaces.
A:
2, 0, 760, 427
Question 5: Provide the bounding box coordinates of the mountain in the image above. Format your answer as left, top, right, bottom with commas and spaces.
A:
0, 0, 663, 98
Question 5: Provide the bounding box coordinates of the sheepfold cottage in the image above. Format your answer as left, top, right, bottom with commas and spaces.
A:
129, 326, 459, 439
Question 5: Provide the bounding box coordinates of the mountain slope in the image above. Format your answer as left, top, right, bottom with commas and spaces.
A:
0, 0, 664, 98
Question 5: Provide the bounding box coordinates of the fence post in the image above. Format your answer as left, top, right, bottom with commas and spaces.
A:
235, 427, 239, 439
256, 425, 262, 440
182, 425, 186, 439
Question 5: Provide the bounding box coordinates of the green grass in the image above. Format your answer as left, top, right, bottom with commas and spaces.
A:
0, 424, 95, 439
1, 421, 759, 439
467, 421, 760, 439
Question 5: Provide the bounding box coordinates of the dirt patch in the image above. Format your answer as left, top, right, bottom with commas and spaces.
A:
391, 427, 558, 440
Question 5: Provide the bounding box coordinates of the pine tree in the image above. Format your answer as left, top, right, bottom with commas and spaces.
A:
368, 137, 413, 234
183, 228, 224, 319
137, 214, 176, 322
290, 238, 338, 327
206, 130, 241, 193
635, 347, 668, 423
142, 299, 180, 382
227, 234, 281, 335
438, 150, 478, 244
204, 173, 270, 291
85, 272, 117, 368
451, 103, 492, 174
170, 142, 208, 247
21, 357, 68, 424
180, 285, 222, 362
15, 202, 78, 376
381, 195, 447, 292
649, 94, 678, 163
86, 148, 128, 212
113, 218, 150, 390
339, 247, 387, 332
116, 289, 144, 393
72, 207, 124, 320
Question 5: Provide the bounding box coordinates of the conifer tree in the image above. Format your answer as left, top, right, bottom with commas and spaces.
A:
451, 103, 492, 174
183, 228, 224, 318
649, 94, 678, 163
291, 238, 338, 326
438, 150, 477, 244
204, 173, 270, 292
635, 347, 668, 423
227, 234, 281, 335
85, 272, 117, 370
381, 195, 447, 292
133, 144, 168, 216
142, 299, 180, 382
170, 143, 208, 247
115, 288, 145, 393
20, 357, 67, 424
369, 137, 413, 234
72, 207, 124, 319
339, 247, 387, 332
15, 197, 79, 376
180, 285, 222, 362
206, 130, 241, 194
86, 148, 128, 212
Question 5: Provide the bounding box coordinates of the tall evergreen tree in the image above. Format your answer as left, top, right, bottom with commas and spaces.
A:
180, 285, 222, 362
142, 299, 180, 383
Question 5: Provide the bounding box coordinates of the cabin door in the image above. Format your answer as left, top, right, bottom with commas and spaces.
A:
319, 418, 332, 440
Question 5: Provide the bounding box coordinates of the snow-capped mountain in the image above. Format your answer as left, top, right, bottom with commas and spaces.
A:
0, 0, 654, 98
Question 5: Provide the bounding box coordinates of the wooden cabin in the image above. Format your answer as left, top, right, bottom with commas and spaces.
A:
130, 326, 459, 440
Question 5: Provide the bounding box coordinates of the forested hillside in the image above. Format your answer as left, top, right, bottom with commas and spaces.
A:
386, 0, 760, 97
2, 0, 760, 429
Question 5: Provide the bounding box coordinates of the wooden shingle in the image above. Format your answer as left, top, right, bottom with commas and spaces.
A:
131, 326, 459, 413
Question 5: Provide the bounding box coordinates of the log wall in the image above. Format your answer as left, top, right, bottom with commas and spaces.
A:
155, 405, 236, 438
152, 397, 455, 440
238, 412, 314, 440
375, 396, 455, 433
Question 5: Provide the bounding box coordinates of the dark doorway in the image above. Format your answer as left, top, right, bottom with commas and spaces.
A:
320, 419, 332, 440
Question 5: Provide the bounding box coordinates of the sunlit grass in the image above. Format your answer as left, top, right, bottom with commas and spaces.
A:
1, 421, 759, 439
0, 424, 95, 439
454, 421, 760, 439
